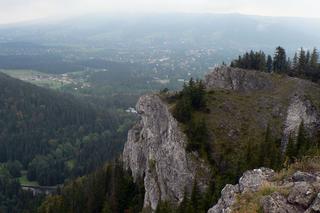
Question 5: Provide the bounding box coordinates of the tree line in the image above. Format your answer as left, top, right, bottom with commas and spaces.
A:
0, 172, 44, 212
170, 79, 211, 160
231, 46, 320, 83
38, 161, 145, 213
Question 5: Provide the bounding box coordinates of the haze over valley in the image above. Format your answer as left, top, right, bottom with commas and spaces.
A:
0, 1, 320, 212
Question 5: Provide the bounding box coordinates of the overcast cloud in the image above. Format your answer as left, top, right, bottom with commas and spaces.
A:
0, 0, 319, 24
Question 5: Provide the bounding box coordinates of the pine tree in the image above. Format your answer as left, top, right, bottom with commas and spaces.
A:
174, 96, 192, 123
102, 201, 112, 213
259, 125, 270, 166
287, 57, 292, 72
310, 48, 319, 68
258, 125, 281, 169
286, 134, 296, 163
298, 48, 307, 75
293, 52, 299, 70
273, 46, 287, 73
296, 122, 309, 157
266, 55, 273, 73
306, 50, 311, 66
190, 180, 201, 213
258, 51, 267, 71
178, 191, 193, 213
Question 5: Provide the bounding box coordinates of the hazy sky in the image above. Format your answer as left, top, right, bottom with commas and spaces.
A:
0, 0, 320, 24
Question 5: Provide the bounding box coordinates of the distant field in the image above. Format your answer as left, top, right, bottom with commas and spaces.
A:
19, 171, 40, 187
0, 69, 74, 89
0, 164, 9, 176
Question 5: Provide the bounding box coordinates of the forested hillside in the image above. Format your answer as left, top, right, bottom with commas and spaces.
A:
38, 161, 145, 213
0, 72, 135, 187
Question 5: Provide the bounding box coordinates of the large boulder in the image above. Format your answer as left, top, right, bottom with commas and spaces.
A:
239, 168, 275, 192
207, 168, 275, 213
207, 170, 320, 213
207, 184, 240, 213
287, 182, 316, 208
308, 193, 320, 212
261, 192, 302, 213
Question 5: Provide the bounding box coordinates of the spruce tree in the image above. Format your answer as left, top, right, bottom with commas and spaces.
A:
306, 50, 311, 66
259, 125, 271, 166
190, 180, 201, 213
286, 135, 296, 163
258, 51, 267, 71
174, 96, 192, 123
310, 48, 319, 68
273, 46, 287, 73
266, 55, 273, 73
293, 52, 299, 70
296, 122, 309, 157
178, 191, 193, 213
298, 48, 307, 75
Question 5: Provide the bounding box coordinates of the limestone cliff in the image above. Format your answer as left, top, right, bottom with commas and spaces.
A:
122, 94, 210, 210
204, 66, 275, 92
281, 93, 320, 151
123, 67, 320, 211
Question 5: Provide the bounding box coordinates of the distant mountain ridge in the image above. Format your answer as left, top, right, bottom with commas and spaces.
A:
1, 13, 320, 54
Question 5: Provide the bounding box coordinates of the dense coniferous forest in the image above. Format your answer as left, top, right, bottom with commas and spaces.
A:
38, 161, 145, 213
231, 46, 320, 83
0, 73, 135, 188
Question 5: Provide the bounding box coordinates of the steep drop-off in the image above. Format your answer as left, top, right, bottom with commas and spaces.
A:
123, 94, 210, 210
123, 67, 320, 211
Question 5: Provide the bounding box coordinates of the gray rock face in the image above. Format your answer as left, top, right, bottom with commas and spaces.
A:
287, 182, 316, 208
123, 94, 209, 210
292, 171, 318, 183
239, 168, 275, 192
207, 170, 320, 213
281, 95, 320, 151
309, 193, 320, 212
261, 192, 301, 213
208, 168, 275, 213
207, 184, 240, 213
204, 66, 274, 92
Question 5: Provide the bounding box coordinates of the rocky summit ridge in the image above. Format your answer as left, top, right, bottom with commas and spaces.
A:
123, 66, 320, 212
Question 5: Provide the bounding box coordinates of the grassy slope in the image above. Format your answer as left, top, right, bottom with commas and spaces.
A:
204, 76, 293, 169
166, 72, 320, 178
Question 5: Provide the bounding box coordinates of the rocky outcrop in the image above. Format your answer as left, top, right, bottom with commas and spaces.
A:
208, 168, 320, 213
281, 94, 320, 150
123, 94, 210, 210
204, 66, 275, 92
208, 168, 275, 213
260, 192, 302, 213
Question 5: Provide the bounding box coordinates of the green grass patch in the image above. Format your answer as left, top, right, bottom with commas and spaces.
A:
19, 171, 40, 187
